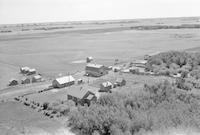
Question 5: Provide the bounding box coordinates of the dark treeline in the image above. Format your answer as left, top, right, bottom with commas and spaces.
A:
146, 51, 200, 79
68, 80, 200, 135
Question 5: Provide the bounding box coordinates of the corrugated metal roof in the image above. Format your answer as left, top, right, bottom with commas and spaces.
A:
55, 75, 75, 85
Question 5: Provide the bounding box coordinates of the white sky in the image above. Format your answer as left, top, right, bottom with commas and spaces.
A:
0, 0, 200, 24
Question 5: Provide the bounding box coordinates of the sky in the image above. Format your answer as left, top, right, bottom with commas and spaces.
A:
0, 0, 200, 24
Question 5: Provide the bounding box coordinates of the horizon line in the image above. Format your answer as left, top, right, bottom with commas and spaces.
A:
1, 16, 200, 26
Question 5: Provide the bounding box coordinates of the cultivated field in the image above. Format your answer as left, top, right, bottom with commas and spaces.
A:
0, 17, 200, 89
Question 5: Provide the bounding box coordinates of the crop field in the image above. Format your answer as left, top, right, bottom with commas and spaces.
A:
0, 17, 200, 90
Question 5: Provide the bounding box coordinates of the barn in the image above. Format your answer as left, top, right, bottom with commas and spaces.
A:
52, 75, 75, 88
67, 87, 97, 106
85, 63, 108, 77
99, 81, 113, 92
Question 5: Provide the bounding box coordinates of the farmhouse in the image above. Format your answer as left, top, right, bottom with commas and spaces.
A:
85, 63, 108, 77
32, 75, 42, 83
116, 78, 126, 86
27, 68, 36, 75
21, 77, 31, 84
20, 66, 30, 74
8, 78, 18, 86
67, 87, 97, 105
99, 81, 113, 92
52, 75, 75, 88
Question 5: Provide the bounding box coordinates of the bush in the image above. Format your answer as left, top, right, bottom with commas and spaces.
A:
68, 81, 200, 135
42, 102, 49, 110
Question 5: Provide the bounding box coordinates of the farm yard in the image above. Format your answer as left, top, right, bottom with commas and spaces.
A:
0, 17, 200, 135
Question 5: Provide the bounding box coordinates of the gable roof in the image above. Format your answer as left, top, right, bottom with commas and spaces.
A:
67, 87, 90, 99
55, 75, 75, 85
21, 77, 30, 81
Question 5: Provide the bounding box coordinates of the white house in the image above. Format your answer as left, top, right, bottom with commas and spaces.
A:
52, 75, 75, 88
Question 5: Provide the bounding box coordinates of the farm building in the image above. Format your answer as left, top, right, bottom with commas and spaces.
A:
52, 75, 75, 88
86, 56, 93, 63
20, 66, 30, 74
67, 87, 97, 106
8, 78, 18, 86
131, 60, 147, 68
85, 63, 108, 77
116, 78, 126, 86
21, 77, 31, 84
27, 68, 36, 75
99, 81, 113, 92
32, 75, 42, 83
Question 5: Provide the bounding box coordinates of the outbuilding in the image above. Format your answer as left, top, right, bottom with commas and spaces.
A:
20, 67, 30, 74
27, 68, 36, 75
67, 87, 97, 106
52, 75, 75, 88
86, 56, 93, 63
116, 78, 126, 86
99, 81, 113, 92
32, 75, 42, 83
85, 63, 108, 77
8, 78, 18, 86
21, 77, 31, 84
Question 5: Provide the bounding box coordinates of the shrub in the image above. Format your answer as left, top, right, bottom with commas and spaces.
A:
68, 81, 200, 135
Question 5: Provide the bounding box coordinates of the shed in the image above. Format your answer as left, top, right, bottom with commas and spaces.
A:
21, 77, 31, 84
116, 78, 126, 86
67, 87, 97, 106
99, 81, 113, 92
32, 75, 42, 83
20, 67, 30, 74
86, 56, 93, 63
8, 78, 18, 86
85, 63, 108, 77
52, 75, 75, 88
